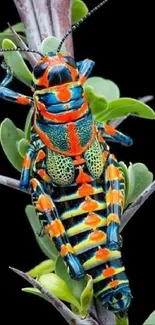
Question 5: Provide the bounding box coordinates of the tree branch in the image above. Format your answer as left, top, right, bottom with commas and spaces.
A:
49, 0, 73, 56
13, 0, 73, 55
0, 175, 29, 194
120, 180, 155, 232
13, 0, 42, 52
7, 22, 37, 66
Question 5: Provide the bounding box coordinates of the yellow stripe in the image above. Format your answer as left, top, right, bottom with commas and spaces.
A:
67, 217, 106, 237
61, 201, 106, 220
54, 185, 103, 202
83, 250, 121, 271
93, 266, 125, 283
74, 232, 107, 255
95, 280, 129, 297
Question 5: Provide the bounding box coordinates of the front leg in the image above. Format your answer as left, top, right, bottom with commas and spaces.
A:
31, 177, 85, 280
0, 64, 33, 106
104, 153, 125, 250
20, 146, 36, 190
97, 122, 133, 146
0, 86, 33, 106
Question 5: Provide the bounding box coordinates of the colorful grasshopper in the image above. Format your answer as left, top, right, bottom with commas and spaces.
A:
0, 0, 133, 317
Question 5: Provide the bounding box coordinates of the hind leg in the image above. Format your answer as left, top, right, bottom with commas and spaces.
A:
104, 153, 125, 250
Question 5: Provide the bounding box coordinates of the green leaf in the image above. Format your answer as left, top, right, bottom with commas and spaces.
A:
0, 33, 27, 48
25, 205, 58, 260
24, 107, 33, 140
55, 255, 87, 302
0, 118, 23, 171
28, 259, 55, 278
128, 163, 153, 203
119, 161, 129, 205
17, 128, 25, 138
17, 138, 29, 158
143, 311, 155, 325
95, 98, 155, 122
3, 22, 25, 33
115, 316, 129, 325
38, 273, 81, 309
41, 36, 67, 56
84, 77, 120, 101
22, 287, 43, 298
84, 86, 108, 116
2, 39, 32, 87
125, 163, 135, 208
79, 275, 93, 317
72, 0, 88, 24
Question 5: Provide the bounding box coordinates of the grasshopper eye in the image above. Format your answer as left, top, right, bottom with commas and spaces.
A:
62, 56, 77, 68
33, 62, 48, 79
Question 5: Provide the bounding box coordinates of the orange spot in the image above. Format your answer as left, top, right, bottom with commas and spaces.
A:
23, 156, 31, 169
36, 150, 46, 162
38, 68, 49, 87
89, 230, 106, 242
81, 196, 98, 212
67, 66, 78, 81
103, 151, 109, 161
57, 88, 71, 102
109, 280, 120, 288
79, 75, 87, 85
104, 124, 116, 136
85, 213, 101, 227
45, 219, 65, 237
107, 213, 120, 226
37, 169, 51, 183
95, 248, 110, 260
67, 122, 81, 154
31, 178, 38, 190
36, 194, 54, 212
98, 133, 105, 143
61, 244, 74, 256
78, 183, 94, 197
106, 189, 124, 206
16, 96, 30, 105
73, 155, 85, 166
103, 267, 116, 278
76, 167, 92, 184
107, 165, 123, 181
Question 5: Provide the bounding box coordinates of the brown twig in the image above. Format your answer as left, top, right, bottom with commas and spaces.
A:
7, 22, 37, 66
13, 0, 73, 55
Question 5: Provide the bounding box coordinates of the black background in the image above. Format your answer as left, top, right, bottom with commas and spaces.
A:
0, 1, 155, 324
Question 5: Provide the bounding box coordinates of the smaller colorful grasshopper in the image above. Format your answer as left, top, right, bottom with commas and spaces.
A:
0, 0, 133, 317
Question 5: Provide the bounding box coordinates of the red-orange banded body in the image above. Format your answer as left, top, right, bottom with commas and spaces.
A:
18, 51, 133, 316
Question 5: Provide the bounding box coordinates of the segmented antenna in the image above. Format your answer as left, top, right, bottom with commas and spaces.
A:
0, 47, 44, 57
57, 0, 110, 53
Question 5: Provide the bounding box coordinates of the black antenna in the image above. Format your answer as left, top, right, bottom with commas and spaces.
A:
57, 0, 110, 53
0, 47, 44, 58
